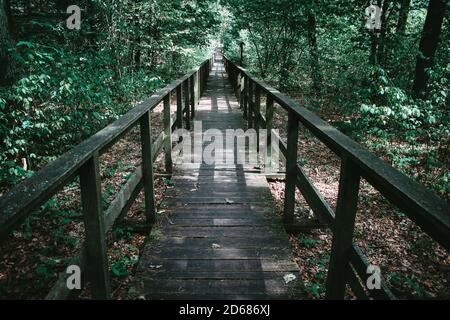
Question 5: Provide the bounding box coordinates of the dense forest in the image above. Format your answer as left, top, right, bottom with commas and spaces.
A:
0, 0, 448, 300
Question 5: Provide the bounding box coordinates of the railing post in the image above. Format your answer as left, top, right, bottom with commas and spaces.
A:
283, 111, 299, 225
176, 84, 183, 130
190, 74, 195, 119
254, 85, 261, 151
265, 96, 274, 171
164, 94, 173, 174
243, 76, 248, 120
184, 78, 191, 130
247, 80, 253, 128
326, 157, 361, 299
196, 70, 200, 106
237, 72, 241, 104
79, 152, 111, 299
140, 111, 156, 224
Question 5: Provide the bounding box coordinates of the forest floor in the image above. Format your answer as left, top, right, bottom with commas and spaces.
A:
266, 97, 450, 299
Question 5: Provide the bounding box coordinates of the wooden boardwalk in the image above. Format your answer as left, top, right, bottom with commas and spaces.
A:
129, 57, 303, 299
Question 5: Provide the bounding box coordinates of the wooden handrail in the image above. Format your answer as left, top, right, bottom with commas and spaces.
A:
0, 57, 213, 299
224, 55, 449, 300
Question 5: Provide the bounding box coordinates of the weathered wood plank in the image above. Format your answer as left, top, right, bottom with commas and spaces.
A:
325, 157, 361, 299
140, 111, 157, 223
283, 111, 299, 224
79, 153, 111, 299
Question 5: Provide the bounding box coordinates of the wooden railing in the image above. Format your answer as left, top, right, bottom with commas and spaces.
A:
224, 56, 450, 300
0, 57, 213, 299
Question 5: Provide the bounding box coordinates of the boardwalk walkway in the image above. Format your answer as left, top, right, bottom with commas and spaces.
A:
129, 57, 303, 299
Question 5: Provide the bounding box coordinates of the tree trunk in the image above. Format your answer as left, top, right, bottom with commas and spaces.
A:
377, 0, 391, 63
412, 0, 446, 98
396, 0, 411, 35
307, 13, 322, 94
0, 0, 17, 86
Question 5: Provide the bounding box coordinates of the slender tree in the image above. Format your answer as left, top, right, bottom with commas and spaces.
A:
412, 0, 446, 98
396, 0, 411, 35
307, 12, 322, 94
0, 0, 17, 86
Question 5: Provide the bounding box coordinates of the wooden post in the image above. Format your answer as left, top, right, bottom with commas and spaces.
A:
199, 66, 203, 95
237, 72, 241, 107
240, 42, 244, 67
190, 74, 195, 119
196, 70, 200, 106
140, 111, 156, 224
283, 111, 299, 225
176, 85, 183, 130
243, 76, 248, 119
184, 79, 190, 130
79, 152, 111, 299
326, 157, 361, 299
265, 96, 274, 171
247, 80, 253, 128
254, 85, 261, 151
164, 94, 173, 174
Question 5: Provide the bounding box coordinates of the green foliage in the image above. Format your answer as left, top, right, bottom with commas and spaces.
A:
298, 234, 321, 248
0, 0, 221, 193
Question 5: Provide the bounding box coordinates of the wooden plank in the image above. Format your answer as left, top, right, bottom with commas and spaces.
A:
137, 278, 301, 296
149, 248, 291, 260
349, 245, 395, 300
325, 157, 361, 299
247, 79, 253, 128
161, 226, 286, 238
163, 95, 173, 174
140, 259, 298, 273
190, 74, 195, 119
140, 111, 157, 223
155, 236, 290, 249
296, 165, 335, 227
254, 85, 261, 151
283, 111, 299, 225
79, 153, 111, 299
176, 84, 183, 129
243, 76, 248, 119
184, 78, 190, 129
265, 95, 274, 171
141, 271, 297, 280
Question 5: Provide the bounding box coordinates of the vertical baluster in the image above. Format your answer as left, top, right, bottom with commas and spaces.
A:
80, 153, 110, 299
184, 79, 190, 130
283, 111, 299, 225
196, 70, 200, 105
265, 96, 274, 171
243, 76, 248, 120
326, 157, 361, 299
237, 72, 241, 103
190, 74, 195, 119
176, 85, 183, 130
140, 111, 156, 224
247, 80, 253, 128
254, 85, 261, 151
164, 94, 173, 174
